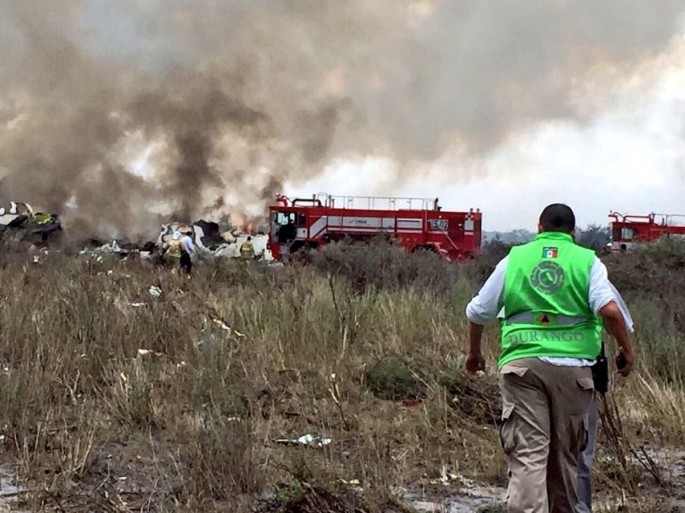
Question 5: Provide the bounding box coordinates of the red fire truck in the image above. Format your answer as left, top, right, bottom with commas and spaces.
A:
267, 193, 482, 262
608, 211, 685, 252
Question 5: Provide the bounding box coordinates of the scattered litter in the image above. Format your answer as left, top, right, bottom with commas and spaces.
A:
339, 478, 361, 486
425, 466, 476, 487
212, 318, 231, 331
137, 349, 164, 357
201, 317, 246, 339
148, 286, 162, 298
176, 361, 187, 368
275, 434, 332, 448
130, 302, 147, 308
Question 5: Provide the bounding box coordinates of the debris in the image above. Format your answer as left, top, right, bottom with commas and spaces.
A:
212, 318, 231, 331
157, 221, 273, 261
0, 201, 62, 246
137, 348, 164, 357
130, 303, 147, 308
211, 318, 246, 337
148, 286, 162, 298
275, 434, 332, 448
425, 466, 475, 487
339, 478, 361, 486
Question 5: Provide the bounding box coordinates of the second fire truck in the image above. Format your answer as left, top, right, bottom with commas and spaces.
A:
608, 211, 685, 252
267, 193, 482, 262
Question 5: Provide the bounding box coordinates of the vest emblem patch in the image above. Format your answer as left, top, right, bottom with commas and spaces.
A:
542, 247, 558, 258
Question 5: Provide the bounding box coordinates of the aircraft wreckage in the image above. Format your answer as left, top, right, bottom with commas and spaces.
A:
0, 200, 271, 261
156, 219, 271, 261
78, 219, 271, 261
0, 201, 62, 245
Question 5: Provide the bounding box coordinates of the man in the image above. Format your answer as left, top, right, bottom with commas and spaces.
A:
180, 229, 194, 274
240, 236, 255, 260
277, 219, 297, 263
577, 289, 634, 513
465, 204, 635, 513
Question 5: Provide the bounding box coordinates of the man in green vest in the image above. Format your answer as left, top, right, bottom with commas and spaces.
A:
464, 204, 635, 513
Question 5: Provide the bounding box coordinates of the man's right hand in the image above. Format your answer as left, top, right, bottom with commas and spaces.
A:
615, 348, 635, 377
466, 351, 486, 374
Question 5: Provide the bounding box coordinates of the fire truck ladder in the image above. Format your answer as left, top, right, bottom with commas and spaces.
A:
316, 193, 441, 211
651, 213, 685, 226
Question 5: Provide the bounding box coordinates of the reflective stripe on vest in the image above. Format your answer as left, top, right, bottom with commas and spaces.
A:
504, 312, 590, 326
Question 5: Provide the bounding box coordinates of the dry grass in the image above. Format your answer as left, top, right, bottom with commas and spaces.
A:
0, 239, 682, 511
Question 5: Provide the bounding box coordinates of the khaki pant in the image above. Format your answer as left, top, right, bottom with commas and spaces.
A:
499, 358, 594, 513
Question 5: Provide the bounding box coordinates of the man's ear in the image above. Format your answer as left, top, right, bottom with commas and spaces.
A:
537, 223, 543, 233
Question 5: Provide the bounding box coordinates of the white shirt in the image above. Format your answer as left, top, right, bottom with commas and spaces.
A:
181, 235, 194, 254
465, 255, 634, 366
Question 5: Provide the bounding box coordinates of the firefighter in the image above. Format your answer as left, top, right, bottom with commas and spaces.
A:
165, 232, 183, 261
239, 236, 255, 259
464, 203, 635, 513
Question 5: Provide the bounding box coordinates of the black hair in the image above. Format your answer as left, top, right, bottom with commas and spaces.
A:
539, 204, 576, 233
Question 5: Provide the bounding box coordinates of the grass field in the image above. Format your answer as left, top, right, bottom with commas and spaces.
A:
0, 239, 683, 512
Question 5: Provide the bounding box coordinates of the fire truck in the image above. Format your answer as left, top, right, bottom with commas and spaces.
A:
267, 193, 482, 262
608, 211, 685, 252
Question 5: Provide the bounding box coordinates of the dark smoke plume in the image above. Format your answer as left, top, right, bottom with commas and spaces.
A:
0, 0, 683, 239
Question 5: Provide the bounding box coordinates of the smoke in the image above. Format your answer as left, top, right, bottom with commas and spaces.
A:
0, 0, 683, 239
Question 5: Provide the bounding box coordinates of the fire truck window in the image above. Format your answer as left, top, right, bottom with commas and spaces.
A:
274, 212, 291, 226
621, 228, 636, 241
298, 213, 306, 227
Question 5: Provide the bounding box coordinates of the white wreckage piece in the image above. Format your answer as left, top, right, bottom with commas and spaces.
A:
0, 201, 62, 245
157, 222, 273, 261
0, 201, 34, 225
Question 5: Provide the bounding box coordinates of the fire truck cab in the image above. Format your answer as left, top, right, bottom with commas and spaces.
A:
608, 211, 685, 252
268, 193, 482, 262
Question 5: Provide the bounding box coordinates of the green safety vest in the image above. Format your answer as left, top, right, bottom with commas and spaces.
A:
499, 232, 602, 369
